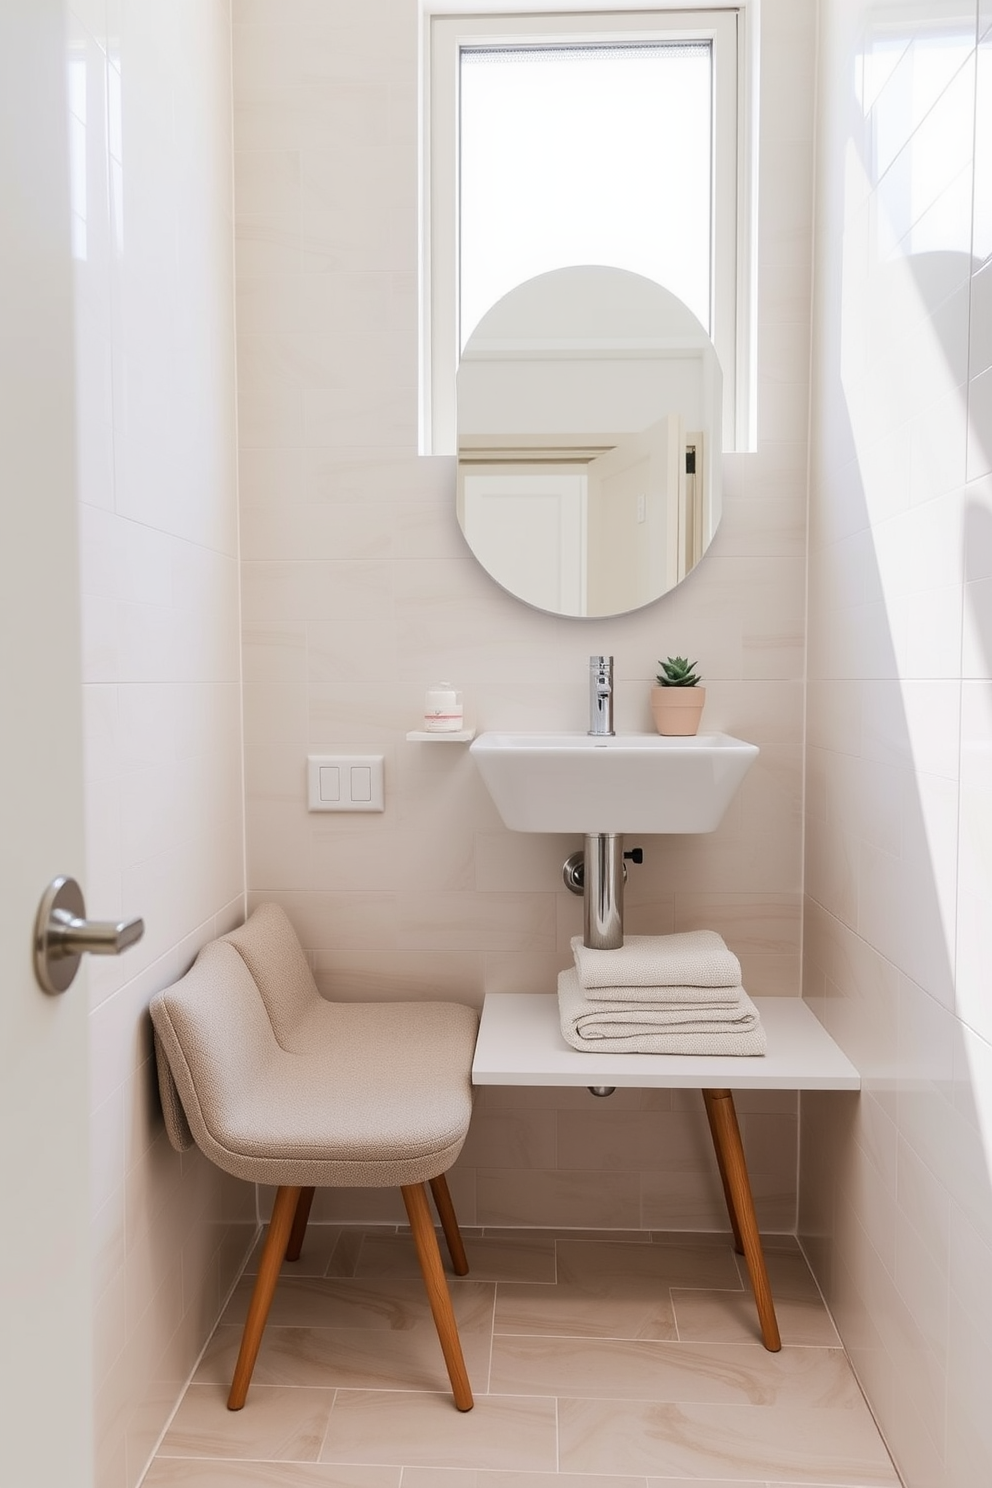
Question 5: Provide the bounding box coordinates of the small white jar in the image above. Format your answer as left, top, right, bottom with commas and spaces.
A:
424, 683, 463, 732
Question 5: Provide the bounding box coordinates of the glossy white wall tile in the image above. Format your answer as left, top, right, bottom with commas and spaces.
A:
70, 2, 250, 1485
804, 2, 992, 1483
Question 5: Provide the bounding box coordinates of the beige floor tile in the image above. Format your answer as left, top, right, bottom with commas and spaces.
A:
644, 1481, 767, 1488
672, 1288, 841, 1347
495, 1276, 678, 1341
355, 1230, 557, 1283
401, 1472, 649, 1488
648, 1229, 742, 1247
221, 1274, 494, 1331
643, 1480, 767, 1488
490, 1337, 864, 1406
319, 1390, 558, 1471
148, 1226, 897, 1488
485, 1226, 652, 1243
244, 1225, 348, 1279
141, 1463, 400, 1486
557, 1238, 743, 1289
157, 1382, 334, 1462
491, 1239, 740, 1340
325, 1228, 370, 1278
644, 1481, 769, 1487
736, 1246, 829, 1299
558, 1398, 900, 1482
195, 1321, 493, 1394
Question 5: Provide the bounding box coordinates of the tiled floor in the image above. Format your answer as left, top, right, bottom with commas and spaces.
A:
143, 1225, 902, 1487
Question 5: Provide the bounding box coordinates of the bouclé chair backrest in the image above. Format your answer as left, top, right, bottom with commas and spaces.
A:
150, 939, 281, 1162
222, 902, 322, 1043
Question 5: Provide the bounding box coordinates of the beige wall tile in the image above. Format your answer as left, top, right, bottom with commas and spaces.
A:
458, 1111, 557, 1171
478, 1168, 641, 1230
224, 0, 820, 1405
313, 949, 484, 1006
556, 1108, 718, 1176
396, 892, 557, 953
640, 1168, 748, 1233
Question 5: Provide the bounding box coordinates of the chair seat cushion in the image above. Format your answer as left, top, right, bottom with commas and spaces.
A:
222, 1000, 479, 1185
151, 939, 478, 1188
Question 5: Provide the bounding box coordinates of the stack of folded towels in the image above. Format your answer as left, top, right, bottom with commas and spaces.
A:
558, 929, 766, 1056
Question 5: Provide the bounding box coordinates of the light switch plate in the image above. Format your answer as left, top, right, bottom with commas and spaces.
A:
307, 755, 384, 812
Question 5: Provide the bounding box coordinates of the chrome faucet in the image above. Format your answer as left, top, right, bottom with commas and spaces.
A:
588, 655, 614, 736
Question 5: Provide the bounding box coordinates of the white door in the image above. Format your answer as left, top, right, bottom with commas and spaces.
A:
585, 412, 686, 612
461, 470, 587, 614
0, 1, 95, 1482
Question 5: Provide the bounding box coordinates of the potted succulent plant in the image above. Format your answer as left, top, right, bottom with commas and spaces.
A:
651, 656, 706, 735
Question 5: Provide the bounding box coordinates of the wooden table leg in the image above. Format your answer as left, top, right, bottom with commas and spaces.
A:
701, 1088, 781, 1352
702, 1095, 745, 1257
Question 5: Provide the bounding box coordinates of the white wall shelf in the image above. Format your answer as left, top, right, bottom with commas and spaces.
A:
405, 729, 476, 742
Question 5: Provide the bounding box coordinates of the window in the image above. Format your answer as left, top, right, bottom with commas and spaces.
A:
423, 8, 755, 455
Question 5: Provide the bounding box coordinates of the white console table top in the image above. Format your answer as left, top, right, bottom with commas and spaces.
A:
472, 993, 861, 1091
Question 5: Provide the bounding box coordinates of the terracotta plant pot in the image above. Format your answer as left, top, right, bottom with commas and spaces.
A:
650, 685, 706, 736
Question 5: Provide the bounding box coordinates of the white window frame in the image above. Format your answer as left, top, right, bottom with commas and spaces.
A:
421, 4, 757, 456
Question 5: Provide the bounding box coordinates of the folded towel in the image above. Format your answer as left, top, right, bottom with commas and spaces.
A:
569, 980, 743, 1007
571, 931, 742, 990
558, 969, 767, 1056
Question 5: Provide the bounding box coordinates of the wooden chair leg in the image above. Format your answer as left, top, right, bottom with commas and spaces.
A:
401, 1182, 474, 1411
285, 1186, 315, 1263
228, 1184, 301, 1409
701, 1089, 781, 1353
429, 1173, 470, 1276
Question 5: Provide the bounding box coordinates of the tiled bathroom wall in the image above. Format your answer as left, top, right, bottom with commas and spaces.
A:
803, 2, 992, 1484
233, 0, 815, 1234
68, 2, 252, 1484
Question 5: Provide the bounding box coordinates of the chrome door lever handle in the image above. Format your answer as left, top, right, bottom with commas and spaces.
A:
47, 907, 144, 956
34, 876, 145, 995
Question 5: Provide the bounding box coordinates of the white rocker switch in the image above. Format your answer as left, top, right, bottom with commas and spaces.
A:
307, 755, 384, 812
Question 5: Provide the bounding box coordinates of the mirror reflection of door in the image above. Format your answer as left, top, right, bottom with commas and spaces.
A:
456, 267, 722, 618
461, 470, 587, 615
586, 413, 684, 614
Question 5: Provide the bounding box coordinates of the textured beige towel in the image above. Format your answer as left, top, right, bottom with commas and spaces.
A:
558, 969, 767, 1056
564, 979, 743, 1007
571, 930, 742, 989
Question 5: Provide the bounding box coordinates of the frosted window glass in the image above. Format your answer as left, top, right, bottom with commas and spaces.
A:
460, 43, 712, 347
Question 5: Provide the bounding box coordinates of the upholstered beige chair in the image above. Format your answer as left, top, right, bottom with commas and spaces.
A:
150, 902, 479, 1412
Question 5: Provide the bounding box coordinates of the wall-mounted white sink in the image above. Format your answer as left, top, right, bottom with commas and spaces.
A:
470, 730, 759, 834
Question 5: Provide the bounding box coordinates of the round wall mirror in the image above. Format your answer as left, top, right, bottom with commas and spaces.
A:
456, 266, 722, 618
